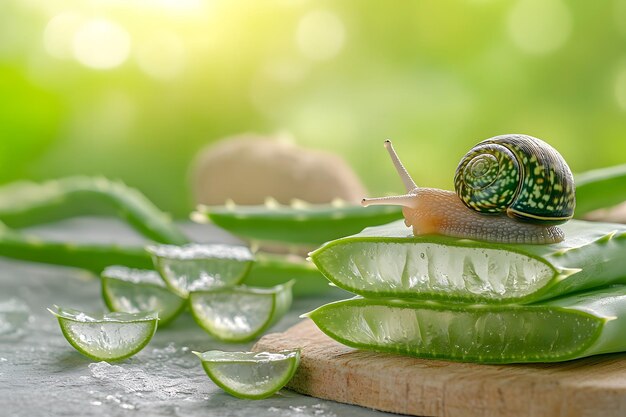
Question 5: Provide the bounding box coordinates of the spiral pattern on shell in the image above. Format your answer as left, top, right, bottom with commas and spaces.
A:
453, 134, 575, 225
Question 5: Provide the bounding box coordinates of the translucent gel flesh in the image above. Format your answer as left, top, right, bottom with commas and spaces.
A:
61, 320, 156, 360
190, 293, 273, 339
155, 258, 251, 296
104, 279, 183, 323
203, 356, 295, 397
313, 303, 599, 362
318, 242, 554, 300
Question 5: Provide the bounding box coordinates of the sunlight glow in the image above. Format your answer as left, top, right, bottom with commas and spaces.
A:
73, 19, 131, 70
296, 10, 346, 61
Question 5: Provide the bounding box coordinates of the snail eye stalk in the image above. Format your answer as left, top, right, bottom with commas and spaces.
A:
384, 140, 418, 193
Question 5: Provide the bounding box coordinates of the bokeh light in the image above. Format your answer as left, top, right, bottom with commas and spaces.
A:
72, 19, 131, 69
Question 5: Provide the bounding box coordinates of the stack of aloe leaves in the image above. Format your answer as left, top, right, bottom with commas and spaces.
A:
300, 165, 626, 364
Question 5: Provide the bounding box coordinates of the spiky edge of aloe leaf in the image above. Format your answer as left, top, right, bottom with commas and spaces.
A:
0, 224, 153, 273
304, 286, 626, 363
191, 200, 403, 246
0, 177, 188, 245
575, 164, 626, 217
310, 219, 626, 304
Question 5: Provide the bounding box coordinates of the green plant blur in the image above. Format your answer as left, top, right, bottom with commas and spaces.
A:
1, 0, 625, 217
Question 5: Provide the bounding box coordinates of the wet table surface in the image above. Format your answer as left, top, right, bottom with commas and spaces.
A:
0, 218, 393, 417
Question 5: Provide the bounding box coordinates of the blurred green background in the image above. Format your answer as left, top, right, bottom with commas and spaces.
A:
1, 0, 625, 217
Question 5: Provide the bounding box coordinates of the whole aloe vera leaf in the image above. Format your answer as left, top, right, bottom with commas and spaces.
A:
310, 219, 626, 304
0, 177, 188, 245
192, 202, 402, 246
245, 253, 334, 297
0, 225, 152, 273
304, 286, 626, 364
0, 226, 329, 296
575, 164, 626, 217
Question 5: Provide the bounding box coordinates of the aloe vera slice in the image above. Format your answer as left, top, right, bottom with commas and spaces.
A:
147, 243, 254, 297
193, 349, 300, 399
189, 281, 294, 342
101, 266, 186, 326
192, 202, 402, 246
305, 286, 626, 364
311, 219, 626, 304
48, 306, 158, 361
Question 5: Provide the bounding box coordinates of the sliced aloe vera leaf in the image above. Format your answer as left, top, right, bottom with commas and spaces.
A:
305, 286, 626, 364
189, 281, 294, 342
311, 219, 626, 304
193, 349, 300, 399
192, 202, 402, 246
48, 306, 158, 361
101, 266, 186, 327
147, 243, 254, 298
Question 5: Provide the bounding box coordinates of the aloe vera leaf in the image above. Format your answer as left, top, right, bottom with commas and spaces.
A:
192, 201, 402, 246
0, 225, 152, 273
310, 219, 626, 304
304, 285, 626, 364
575, 164, 626, 217
245, 253, 333, 297
0, 177, 188, 244
0, 226, 331, 296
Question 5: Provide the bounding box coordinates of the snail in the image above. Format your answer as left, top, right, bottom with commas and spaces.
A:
361, 134, 576, 244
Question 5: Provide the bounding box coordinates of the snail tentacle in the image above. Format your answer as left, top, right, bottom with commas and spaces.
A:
361, 194, 419, 209
383, 140, 418, 193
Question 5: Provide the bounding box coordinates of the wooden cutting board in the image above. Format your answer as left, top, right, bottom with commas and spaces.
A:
253, 319, 626, 417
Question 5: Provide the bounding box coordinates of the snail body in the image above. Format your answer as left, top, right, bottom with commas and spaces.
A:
362, 135, 575, 244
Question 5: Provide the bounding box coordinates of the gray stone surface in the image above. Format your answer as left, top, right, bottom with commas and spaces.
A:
0, 218, 392, 417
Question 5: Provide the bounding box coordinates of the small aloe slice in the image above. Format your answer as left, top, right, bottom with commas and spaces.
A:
310, 219, 626, 304
193, 349, 300, 399
304, 286, 626, 364
48, 306, 158, 361
189, 281, 294, 342
101, 266, 186, 327
147, 243, 254, 298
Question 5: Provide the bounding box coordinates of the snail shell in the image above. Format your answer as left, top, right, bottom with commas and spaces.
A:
453, 134, 575, 225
